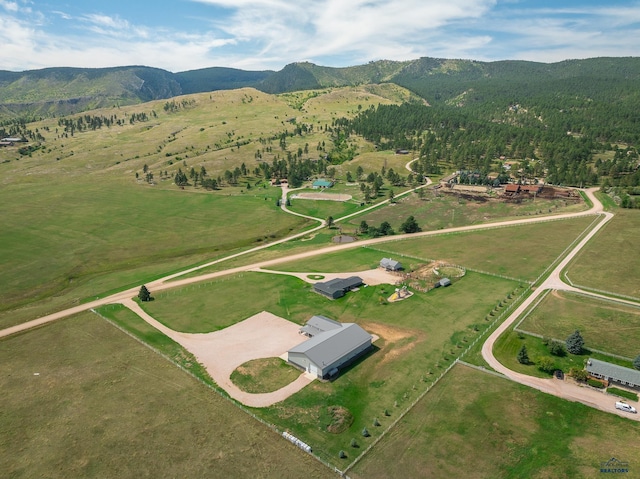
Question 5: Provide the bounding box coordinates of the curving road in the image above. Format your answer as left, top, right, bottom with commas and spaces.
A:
481, 189, 640, 421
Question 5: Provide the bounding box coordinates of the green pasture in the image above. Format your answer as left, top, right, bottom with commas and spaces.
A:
344, 189, 589, 233
0, 178, 308, 327
0, 313, 329, 479
140, 268, 517, 463
517, 291, 640, 358
367, 216, 597, 281
351, 364, 640, 479
231, 358, 302, 394
566, 208, 640, 298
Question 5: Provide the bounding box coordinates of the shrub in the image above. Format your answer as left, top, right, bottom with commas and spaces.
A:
339, 450, 346, 459
587, 378, 605, 389
350, 438, 358, 448
568, 367, 588, 382
633, 354, 640, 371
537, 356, 556, 373
606, 387, 638, 401
549, 341, 566, 357
362, 427, 370, 437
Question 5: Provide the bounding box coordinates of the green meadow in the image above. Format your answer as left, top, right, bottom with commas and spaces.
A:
351, 364, 640, 479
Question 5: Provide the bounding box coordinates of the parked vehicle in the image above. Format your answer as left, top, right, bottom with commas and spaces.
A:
615, 401, 637, 413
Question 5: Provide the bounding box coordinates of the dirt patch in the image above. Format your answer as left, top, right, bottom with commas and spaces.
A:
293, 192, 352, 201
332, 235, 357, 243
362, 321, 425, 366
326, 406, 354, 434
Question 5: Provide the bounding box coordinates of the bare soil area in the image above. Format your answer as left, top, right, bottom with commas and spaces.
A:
292, 192, 352, 201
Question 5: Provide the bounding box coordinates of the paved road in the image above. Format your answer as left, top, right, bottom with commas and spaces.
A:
481, 189, 640, 421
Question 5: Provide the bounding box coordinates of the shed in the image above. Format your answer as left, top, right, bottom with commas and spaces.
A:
380, 258, 402, 271
434, 278, 451, 288
504, 184, 520, 194
313, 276, 363, 300
312, 179, 334, 189
288, 320, 373, 379
586, 358, 640, 389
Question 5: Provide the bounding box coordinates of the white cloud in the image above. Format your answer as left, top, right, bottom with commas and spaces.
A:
0, 0, 19, 13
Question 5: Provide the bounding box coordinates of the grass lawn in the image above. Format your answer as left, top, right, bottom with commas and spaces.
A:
231, 358, 302, 394
141, 266, 517, 464
287, 195, 364, 220
0, 313, 331, 479
492, 329, 635, 379
350, 363, 640, 479
566, 208, 640, 298
517, 291, 640, 358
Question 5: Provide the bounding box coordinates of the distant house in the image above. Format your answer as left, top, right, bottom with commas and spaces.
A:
434, 278, 451, 288
288, 317, 373, 379
380, 258, 402, 271
313, 276, 363, 300
504, 184, 521, 194
586, 358, 640, 390
395, 149, 410, 155
312, 179, 334, 189
521, 184, 542, 194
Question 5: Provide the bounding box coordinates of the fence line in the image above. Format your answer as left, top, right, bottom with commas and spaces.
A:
563, 273, 640, 303
457, 360, 509, 379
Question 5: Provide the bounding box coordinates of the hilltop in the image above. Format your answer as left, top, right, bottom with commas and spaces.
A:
2, 56, 640, 119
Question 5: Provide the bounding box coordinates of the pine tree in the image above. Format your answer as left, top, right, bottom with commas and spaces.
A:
566, 330, 585, 354
138, 285, 151, 302
517, 345, 529, 364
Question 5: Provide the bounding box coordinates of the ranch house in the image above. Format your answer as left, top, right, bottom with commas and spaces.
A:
313, 276, 363, 300
586, 358, 640, 390
288, 316, 373, 379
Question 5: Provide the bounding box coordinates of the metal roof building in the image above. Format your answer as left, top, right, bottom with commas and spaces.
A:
313, 276, 363, 300
288, 318, 373, 379
300, 315, 342, 337
312, 179, 334, 189
380, 258, 402, 271
586, 358, 640, 389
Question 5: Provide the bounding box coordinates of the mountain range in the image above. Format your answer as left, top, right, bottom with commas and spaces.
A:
1, 57, 640, 118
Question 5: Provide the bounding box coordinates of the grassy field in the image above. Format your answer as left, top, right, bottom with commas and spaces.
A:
266, 216, 596, 282
350, 364, 640, 479
0, 179, 309, 328
231, 358, 302, 394
518, 291, 640, 358
0, 313, 333, 478
342, 188, 589, 234
139, 266, 517, 463
566, 208, 640, 298
0, 86, 414, 328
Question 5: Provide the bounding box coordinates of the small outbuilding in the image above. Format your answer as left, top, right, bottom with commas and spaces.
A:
313, 276, 363, 300
434, 278, 451, 288
380, 258, 402, 271
586, 358, 640, 390
288, 317, 373, 379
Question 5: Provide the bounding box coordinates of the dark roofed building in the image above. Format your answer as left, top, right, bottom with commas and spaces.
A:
521, 184, 542, 194
288, 318, 373, 379
380, 258, 402, 271
586, 358, 640, 389
504, 184, 521, 194
313, 276, 363, 300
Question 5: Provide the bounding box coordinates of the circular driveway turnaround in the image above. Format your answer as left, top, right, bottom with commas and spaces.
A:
121, 302, 314, 407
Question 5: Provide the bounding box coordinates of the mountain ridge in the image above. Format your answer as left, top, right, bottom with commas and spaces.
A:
1, 56, 640, 118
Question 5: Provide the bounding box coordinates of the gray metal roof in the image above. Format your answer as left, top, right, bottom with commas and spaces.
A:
300, 315, 342, 336
380, 258, 402, 270
586, 358, 640, 386
289, 323, 372, 368
314, 276, 363, 296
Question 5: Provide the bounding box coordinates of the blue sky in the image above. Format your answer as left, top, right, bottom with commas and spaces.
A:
1, 0, 639, 72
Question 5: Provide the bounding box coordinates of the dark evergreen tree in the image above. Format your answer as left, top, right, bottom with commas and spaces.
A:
399, 215, 422, 234
138, 285, 151, 302
517, 345, 529, 364
566, 330, 585, 355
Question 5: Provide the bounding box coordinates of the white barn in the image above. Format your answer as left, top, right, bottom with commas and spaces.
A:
288, 317, 372, 379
